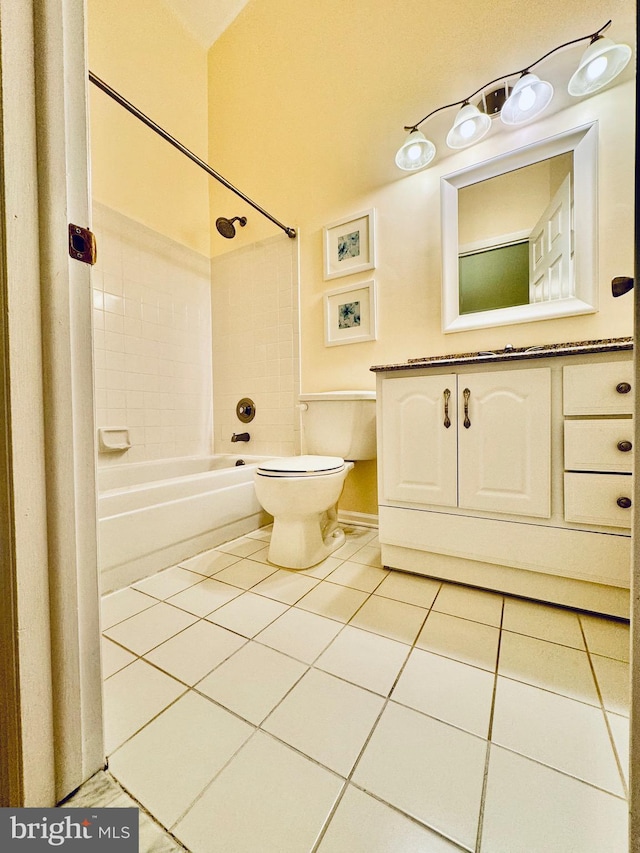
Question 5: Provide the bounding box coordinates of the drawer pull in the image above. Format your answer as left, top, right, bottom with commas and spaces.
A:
617, 496, 632, 509
616, 382, 631, 394
617, 440, 633, 452
443, 388, 451, 429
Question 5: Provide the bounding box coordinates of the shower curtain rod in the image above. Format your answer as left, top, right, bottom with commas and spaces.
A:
88, 71, 297, 239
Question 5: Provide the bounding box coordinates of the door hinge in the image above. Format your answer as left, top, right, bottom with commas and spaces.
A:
68, 224, 97, 265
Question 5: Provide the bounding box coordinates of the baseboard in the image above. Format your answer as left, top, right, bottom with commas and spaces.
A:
338, 510, 379, 529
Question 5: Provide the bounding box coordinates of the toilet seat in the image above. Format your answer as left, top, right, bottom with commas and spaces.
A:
256, 455, 345, 478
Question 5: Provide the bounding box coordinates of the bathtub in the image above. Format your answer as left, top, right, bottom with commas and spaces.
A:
98, 455, 272, 593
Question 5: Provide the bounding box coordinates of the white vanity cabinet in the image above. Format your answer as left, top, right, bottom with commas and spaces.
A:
375, 344, 633, 618
381, 368, 551, 517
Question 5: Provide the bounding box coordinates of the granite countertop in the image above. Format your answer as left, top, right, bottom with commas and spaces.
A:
370, 337, 633, 372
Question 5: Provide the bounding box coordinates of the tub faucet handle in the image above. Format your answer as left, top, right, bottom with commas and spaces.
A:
231, 432, 251, 442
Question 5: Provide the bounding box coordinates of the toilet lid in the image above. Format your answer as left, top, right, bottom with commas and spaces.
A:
257, 455, 345, 477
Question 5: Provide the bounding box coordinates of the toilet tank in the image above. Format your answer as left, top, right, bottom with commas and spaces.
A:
299, 391, 376, 460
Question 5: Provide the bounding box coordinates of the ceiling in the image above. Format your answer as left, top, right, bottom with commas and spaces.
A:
162, 0, 249, 48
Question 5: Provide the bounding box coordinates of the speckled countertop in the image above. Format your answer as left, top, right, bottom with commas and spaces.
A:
370, 337, 633, 372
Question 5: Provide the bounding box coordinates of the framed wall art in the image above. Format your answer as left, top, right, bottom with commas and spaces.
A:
322, 209, 376, 280
324, 280, 377, 347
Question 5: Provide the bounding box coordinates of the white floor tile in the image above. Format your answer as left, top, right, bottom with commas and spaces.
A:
392, 648, 494, 738
217, 536, 270, 558
263, 669, 385, 776
580, 614, 630, 662
206, 591, 288, 638
103, 602, 198, 655
132, 566, 204, 600
433, 583, 503, 627
416, 611, 499, 671
480, 745, 628, 852
144, 620, 246, 685
492, 677, 624, 795
315, 625, 410, 696
591, 654, 630, 716
255, 607, 343, 663
501, 597, 585, 649
318, 785, 465, 852
251, 568, 320, 604
173, 732, 343, 852
213, 558, 278, 590
353, 702, 486, 851
607, 713, 630, 785
178, 549, 240, 577
108, 692, 253, 828
296, 581, 369, 622
296, 555, 345, 579
103, 659, 185, 754
349, 595, 428, 644
101, 587, 155, 630
374, 571, 441, 609
196, 641, 307, 724
101, 637, 137, 679
325, 560, 389, 593
349, 544, 383, 567
498, 631, 599, 705
166, 577, 242, 617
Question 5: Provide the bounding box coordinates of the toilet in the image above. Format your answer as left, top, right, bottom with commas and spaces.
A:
254, 391, 376, 569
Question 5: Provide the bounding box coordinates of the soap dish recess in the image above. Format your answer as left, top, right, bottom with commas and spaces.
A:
98, 427, 131, 453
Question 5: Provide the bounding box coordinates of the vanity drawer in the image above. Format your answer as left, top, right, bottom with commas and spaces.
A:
563, 362, 633, 415
564, 472, 633, 528
564, 420, 634, 473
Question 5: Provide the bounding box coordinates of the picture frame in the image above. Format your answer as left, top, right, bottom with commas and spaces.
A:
323, 209, 376, 280
324, 280, 377, 347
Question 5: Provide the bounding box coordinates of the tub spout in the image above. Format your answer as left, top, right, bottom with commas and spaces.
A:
231, 432, 250, 442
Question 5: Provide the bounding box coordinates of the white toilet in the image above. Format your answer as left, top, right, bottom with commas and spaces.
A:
254, 391, 376, 569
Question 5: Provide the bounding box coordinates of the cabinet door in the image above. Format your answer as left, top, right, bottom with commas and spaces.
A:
458, 368, 551, 517
381, 374, 457, 506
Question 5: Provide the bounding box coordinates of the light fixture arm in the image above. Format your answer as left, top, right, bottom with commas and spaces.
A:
404, 19, 613, 132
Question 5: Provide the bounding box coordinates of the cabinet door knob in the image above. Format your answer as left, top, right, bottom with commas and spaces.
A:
617, 496, 632, 509
463, 388, 471, 429
617, 440, 633, 452
616, 382, 631, 394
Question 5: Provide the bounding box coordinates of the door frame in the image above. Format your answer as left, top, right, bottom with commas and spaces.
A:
0, 0, 103, 805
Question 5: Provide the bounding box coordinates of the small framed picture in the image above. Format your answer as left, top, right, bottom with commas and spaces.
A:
324, 280, 377, 347
323, 209, 376, 280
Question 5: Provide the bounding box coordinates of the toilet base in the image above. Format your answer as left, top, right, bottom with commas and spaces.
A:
267, 507, 346, 569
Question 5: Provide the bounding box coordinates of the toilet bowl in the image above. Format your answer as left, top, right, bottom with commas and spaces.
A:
253, 391, 376, 569
254, 455, 354, 569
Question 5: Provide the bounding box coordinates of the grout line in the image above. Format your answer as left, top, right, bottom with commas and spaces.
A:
474, 596, 505, 853
577, 613, 630, 800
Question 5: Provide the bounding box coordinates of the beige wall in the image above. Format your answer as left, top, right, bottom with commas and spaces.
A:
87, 0, 210, 255
207, 0, 635, 514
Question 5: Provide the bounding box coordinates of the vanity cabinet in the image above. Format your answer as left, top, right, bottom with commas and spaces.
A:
374, 344, 633, 618
381, 368, 551, 517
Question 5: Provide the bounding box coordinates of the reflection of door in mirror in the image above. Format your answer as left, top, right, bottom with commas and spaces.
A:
458, 153, 573, 315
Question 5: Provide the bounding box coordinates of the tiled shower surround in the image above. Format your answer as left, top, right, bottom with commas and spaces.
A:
92, 204, 300, 465
92, 203, 213, 465
210, 234, 300, 458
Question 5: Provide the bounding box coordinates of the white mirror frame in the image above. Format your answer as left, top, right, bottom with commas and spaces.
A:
441, 122, 598, 333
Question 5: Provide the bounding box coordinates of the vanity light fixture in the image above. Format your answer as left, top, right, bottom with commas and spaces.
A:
395, 19, 631, 171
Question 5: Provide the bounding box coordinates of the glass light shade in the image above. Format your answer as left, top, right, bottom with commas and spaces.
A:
501, 73, 554, 125
568, 36, 632, 96
446, 103, 492, 149
395, 130, 436, 171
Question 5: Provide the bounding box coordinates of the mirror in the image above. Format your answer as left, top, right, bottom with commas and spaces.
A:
441, 122, 598, 333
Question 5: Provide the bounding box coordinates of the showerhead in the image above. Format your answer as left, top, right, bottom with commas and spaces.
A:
216, 216, 247, 239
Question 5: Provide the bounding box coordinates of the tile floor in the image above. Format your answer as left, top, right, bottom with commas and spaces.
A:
98, 525, 630, 852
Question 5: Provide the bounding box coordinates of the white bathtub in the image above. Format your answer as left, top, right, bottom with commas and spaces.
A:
98, 455, 272, 593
